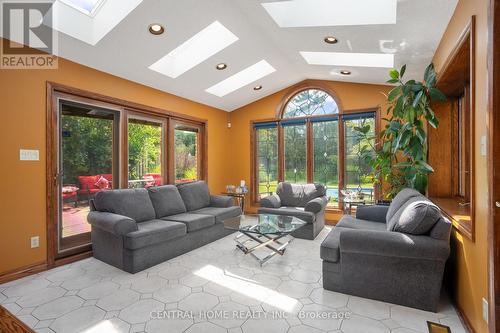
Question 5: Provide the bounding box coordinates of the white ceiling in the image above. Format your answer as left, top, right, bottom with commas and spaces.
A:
19, 0, 460, 111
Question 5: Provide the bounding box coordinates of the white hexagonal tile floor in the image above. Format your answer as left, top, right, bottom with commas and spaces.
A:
0, 227, 466, 333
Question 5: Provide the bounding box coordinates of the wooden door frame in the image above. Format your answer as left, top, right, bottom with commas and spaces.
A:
488, 0, 500, 331
46, 82, 208, 269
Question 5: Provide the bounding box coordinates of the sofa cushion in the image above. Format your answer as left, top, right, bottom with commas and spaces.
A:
123, 219, 186, 250
258, 207, 315, 224
148, 185, 187, 218
336, 215, 387, 231
191, 206, 242, 223
177, 181, 211, 211
94, 188, 156, 222
276, 182, 326, 207
386, 188, 423, 227
320, 227, 342, 262
161, 213, 215, 232
390, 197, 441, 235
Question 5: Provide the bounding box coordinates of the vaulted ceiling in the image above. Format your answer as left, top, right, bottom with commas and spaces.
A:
3, 0, 459, 111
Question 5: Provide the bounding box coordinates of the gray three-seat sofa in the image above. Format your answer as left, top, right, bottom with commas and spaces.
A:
88, 181, 241, 273
320, 188, 452, 312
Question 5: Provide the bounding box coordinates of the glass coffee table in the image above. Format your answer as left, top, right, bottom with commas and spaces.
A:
223, 214, 306, 265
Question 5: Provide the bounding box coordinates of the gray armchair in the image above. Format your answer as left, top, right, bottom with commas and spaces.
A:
258, 182, 328, 240
320, 188, 452, 312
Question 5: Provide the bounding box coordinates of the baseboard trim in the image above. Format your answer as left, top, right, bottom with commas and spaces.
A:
455, 303, 476, 333
0, 251, 92, 285
0, 305, 35, 333
55, 250, 92, 267
0, 261, 47, 285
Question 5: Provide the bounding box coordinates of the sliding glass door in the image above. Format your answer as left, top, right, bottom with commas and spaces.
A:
58, 101, 119, 253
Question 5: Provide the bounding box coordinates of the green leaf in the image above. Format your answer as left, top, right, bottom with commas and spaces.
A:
428, 115, 439, 129
400, 64, 406, 77
429, 88, 447, 102
416, 160, 434, 173
416, 127, 426, 143
386, 78, 399, 84
424, 64, 435, 84
414, 174, 428, 194
388, 86, 401, 101
389, 69, 399, 80
412, 90, 424, 108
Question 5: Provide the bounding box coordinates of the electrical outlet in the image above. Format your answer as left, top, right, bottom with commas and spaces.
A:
30, 236, 39, 249
483, 297, 489, 323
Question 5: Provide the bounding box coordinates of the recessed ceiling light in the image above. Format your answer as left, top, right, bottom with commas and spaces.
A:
148, 23, 164, 35
149, 21, 238, 79
216, 63, 227, 70
206, 60, 275, 97
262, 0, 397, 27
254, 85, 262, 91
300, 51, 394, 68
340, 70, 351, 75
324, 36, 338, 44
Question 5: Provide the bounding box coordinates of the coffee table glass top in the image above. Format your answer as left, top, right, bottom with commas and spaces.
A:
223, 214, 306, 235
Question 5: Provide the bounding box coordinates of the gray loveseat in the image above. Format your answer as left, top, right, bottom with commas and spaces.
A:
258, 182, 328, 240
88, 181, 241, 273
320, 188, 451, 312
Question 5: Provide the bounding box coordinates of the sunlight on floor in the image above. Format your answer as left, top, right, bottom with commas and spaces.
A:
82, 319, 122, 333
194, 264, 299, 313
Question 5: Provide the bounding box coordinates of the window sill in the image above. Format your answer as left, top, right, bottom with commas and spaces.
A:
430, 197, 474, 241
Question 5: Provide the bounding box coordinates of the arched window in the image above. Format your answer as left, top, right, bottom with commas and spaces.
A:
282, 89, 339, 118
252, 86, 377, 208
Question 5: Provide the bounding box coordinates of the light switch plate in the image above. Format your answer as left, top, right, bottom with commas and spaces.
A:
483, 297, 489, 323
481, 136, 487, 156
20, 149, 39, 161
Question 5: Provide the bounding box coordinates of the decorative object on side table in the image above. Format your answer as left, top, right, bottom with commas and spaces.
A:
223, 180, 248, 211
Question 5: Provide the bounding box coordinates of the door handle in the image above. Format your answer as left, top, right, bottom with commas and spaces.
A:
496, 202, 500, 208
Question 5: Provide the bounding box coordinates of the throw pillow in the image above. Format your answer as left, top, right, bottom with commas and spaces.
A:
391, 197, 441, 235
95, 176, 110, 189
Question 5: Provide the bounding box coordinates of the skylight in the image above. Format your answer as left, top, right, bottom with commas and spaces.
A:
50, 0, 143, 46
300, 52, 394, 68
205, 60, 276, 97
149, 21, 238, 79
262, 0, 397, 27
58, 0, 106, 17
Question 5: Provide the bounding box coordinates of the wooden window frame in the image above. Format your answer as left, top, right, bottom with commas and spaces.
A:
170, 120, 207, 184
429, 16, 475, 241
125, 110, 169, 188
46, 82, 208, 268
250, 85, 380, 210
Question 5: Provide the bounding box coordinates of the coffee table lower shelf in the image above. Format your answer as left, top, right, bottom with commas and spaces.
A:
234, 228, 292, 266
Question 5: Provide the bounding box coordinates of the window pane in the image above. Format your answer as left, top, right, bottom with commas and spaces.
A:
256, 127, 278, 199
175, 129, 198, 183
344, 116, 375, 201
128, 119, 162, 188
313, 120, 339, 205
284, 124, 307, 184
283, 89, 339, 118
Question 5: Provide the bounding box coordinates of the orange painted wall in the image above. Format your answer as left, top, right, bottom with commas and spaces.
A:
432, 0, 489, 332
227, 79, 391, 221
0, 51, 230, 275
